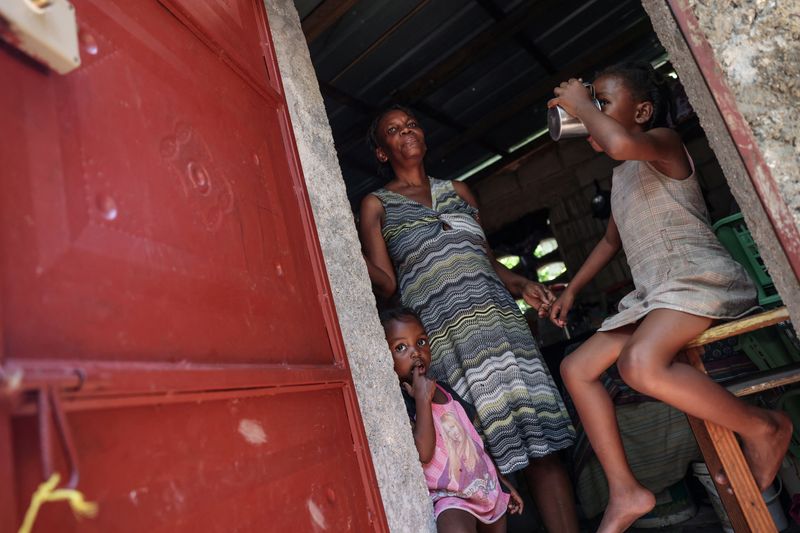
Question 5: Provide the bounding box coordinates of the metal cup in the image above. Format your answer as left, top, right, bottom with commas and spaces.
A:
548, 82, 601, 141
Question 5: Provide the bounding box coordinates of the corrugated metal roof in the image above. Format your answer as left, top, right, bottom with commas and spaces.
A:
296, 0, 665, 208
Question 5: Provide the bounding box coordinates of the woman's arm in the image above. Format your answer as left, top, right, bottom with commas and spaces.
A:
550, 215, 622, 326
358, 194, 397, 298
451, 181, 555, 314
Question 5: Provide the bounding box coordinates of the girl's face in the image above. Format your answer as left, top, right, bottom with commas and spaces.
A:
588, 75, 653, 152
374, 110, 426, 166
384, 317, 431, 384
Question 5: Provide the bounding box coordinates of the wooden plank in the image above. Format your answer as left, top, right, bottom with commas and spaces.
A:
685, 307, 790, 348
686, 415, 753, 533
301, 0, 359, 44
683, 347, 777, 533
726, 362, 800, 397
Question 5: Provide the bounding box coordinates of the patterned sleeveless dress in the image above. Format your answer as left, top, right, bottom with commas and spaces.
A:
598, 156, 757, 332
372, 177, 575, 473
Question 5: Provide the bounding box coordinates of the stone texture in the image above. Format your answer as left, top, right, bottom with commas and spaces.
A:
688, 0, 800, 229
643, 0, 800, 325
262, 2, 434, 531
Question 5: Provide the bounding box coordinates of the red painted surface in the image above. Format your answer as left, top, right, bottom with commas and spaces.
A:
0, 1, 387, 531
667, 0, 800, 282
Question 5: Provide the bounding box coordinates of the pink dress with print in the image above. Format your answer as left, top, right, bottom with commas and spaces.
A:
424, 384, 509, 522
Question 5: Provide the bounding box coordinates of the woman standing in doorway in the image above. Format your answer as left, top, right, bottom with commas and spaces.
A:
359, 105, 578, 532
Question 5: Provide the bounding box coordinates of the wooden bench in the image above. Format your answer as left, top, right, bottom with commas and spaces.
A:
681, 306, 796, 532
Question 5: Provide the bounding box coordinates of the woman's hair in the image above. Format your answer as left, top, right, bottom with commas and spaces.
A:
378, 306, 420, 329
596, 61, 675, 129
366, 104, 419, 178
440, 412, 479, 484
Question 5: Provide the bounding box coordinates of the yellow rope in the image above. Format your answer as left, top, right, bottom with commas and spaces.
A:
18, 473, 98, 533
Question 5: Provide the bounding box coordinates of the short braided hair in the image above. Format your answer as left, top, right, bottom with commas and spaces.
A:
597, 61, 674, 129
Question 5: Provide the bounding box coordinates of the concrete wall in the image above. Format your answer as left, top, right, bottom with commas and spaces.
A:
643, 0, 800, 325
262, 1, 435, 532
687, 0, 800, 229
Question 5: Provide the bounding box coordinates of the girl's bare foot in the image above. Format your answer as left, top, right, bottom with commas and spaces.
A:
741, 410, 793, 491
597, 485, 655, 533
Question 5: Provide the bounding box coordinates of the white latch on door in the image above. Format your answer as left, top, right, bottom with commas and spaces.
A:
0, 0, 81, 74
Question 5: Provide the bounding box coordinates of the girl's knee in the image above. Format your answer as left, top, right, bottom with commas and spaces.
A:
617, 344, 659, 391
560, 353, 581, 387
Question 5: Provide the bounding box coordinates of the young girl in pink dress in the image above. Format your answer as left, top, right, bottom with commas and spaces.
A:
547, 61, 792, 533
380, 307, 523, 532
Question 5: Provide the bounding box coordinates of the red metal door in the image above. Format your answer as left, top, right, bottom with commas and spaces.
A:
0, 1, 387, 531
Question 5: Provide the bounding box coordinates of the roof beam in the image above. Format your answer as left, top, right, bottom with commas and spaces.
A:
474, 0, 557, 74
301, 0, 359, 44
391, 0, 560, 104
319, 83, 509, 157
430, 18, 654, 164
330, 1, 430, 83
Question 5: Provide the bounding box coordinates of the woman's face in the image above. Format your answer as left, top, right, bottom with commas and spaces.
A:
374, 110, 426, 166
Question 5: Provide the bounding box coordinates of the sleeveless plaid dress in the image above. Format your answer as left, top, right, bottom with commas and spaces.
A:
371, 178, 574, 473
598, 157, 757, 331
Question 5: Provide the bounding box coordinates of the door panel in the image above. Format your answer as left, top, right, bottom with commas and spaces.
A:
2, 0, 329, 365
0, 0, 386, 531
13, 387, 373, 532
158, 0, 278, 93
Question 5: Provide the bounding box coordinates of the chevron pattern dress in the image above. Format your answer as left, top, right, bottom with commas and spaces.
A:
372, 178, 575, 473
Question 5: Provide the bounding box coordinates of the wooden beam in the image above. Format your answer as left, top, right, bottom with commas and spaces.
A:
685, 307, 790, 349
430, 17, 653, 164
330, 1, 430, 84
319, 83, 508, 158
301, 0, 359, 44
726, 362, 800, 397
463, 133, 551, 185
391, 0, 560, 104
475, 0, 556, 74
682, 346, 778, 533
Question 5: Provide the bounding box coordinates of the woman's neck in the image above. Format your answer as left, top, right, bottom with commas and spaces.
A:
390, 162, 427, 188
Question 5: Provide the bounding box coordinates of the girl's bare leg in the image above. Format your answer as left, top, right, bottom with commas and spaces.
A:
437, 508, 477, 533
617, 309, 792, 492
477, 514, 506, 533
523, 452, 579, 533
560, 326, 656, 533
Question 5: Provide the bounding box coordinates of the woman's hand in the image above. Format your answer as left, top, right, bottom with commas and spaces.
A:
549, 290, 575, 328
499, 476, 524, 515
547, 78, 594, 119
402, 366, 436, 405
521, 281, 556, 318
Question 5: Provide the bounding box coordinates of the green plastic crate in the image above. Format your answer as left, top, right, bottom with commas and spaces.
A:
712, 212, 782, 307
778, 388, 800, 459
738, 326, 800, 371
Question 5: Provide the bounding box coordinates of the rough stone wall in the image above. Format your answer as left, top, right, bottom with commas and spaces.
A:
688, 0, 800, 228
262, 2, 435, 532
643, 0, 800, 325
